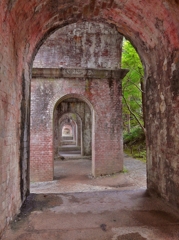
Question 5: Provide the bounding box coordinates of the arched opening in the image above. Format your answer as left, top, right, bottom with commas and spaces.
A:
60, 119, 79, 153
26, 1, 173, 205
58, 113, 82, 147
62, 125, 73, 137
54, 97, 92, 159
53, 94, 95, 179
122, 38, 146, 168
2, 0, 179, 237
52, 95, 93, 181
30, 21, 127, 184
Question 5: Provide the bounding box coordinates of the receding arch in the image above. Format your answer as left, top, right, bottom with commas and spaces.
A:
53, 94, 94, 159
51, 93, 95, 118
59, 113, 80, 142
56, 112, 83, 157
62, 124, 73, 137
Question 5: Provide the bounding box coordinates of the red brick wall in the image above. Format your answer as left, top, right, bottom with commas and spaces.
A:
0, 8, 22, 236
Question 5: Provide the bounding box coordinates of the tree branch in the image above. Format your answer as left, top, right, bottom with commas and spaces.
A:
122, 93, 146, 135
131, 96, 142, 109
127, 78, 145, 93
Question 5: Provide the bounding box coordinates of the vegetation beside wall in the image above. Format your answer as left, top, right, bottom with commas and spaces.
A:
123, 127, 146, 162
122, 39, 146, 162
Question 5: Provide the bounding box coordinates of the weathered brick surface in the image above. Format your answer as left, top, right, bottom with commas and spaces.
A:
30, 72, 124, 181
1, 0, 179, 237
33, 22, 123, 69
0, 9, 22, 237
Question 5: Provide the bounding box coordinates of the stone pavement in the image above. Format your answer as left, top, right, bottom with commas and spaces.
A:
2, 155, 179, 240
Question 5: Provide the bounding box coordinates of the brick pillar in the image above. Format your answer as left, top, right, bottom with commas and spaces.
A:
90, 73, 124, 177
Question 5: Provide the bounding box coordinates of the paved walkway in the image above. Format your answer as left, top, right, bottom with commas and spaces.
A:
30, 155, 146, 194
2, 156, 179, 240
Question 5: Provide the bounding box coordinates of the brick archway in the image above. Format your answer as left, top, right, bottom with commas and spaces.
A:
58, 112, 82, 150
27, 8, 179, 206
2, 0, 179, 234
51, 93, 95, 160
30, 92, 95, 182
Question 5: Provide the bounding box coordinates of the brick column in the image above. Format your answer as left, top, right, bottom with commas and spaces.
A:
90, 74, 124, 176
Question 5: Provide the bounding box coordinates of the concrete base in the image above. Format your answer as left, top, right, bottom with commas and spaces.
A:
3, 156, 179, 240
2, 190, 179, 240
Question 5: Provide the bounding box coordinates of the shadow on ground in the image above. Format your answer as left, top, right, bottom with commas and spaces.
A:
2, 155, 179, 240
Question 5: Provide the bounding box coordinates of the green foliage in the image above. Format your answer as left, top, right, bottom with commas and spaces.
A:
124, 127, 146, 162
123, 126, 144, 145
122, 39, 146, 162
121, 39, 144, 132
122, 167, 128, 173
125, 147, 146, 162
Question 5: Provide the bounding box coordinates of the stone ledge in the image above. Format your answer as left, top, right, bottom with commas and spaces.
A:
32, 67, 128, 79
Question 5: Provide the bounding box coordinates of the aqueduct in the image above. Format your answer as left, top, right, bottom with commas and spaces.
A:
1, 0, 179, 236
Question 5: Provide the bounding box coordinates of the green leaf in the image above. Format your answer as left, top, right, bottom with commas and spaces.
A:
121, 38, 144, 132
